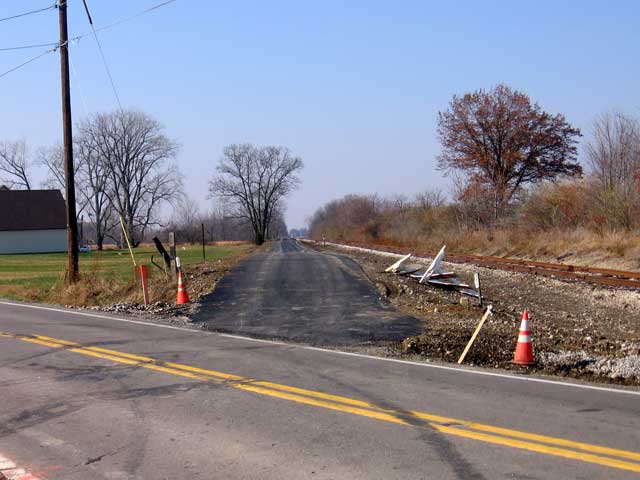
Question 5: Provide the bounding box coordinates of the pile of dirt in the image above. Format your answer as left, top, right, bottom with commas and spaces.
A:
311, 242, 640, 385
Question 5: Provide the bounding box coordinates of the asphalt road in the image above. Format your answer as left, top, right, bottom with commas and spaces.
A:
1, 300, 639, 479
192, 239, 422, 345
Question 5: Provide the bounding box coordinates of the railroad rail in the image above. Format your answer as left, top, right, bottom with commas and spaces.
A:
331, 241, 640, 289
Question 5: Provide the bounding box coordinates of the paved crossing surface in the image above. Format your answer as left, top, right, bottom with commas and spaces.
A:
192, 239, 421, 345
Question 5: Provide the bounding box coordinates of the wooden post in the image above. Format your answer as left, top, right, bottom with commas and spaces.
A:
169, 232, 177, 277
458, 305, 493, 364
201, 223, 206, 262
119, 216, 136, 267
139, 265, 150, 305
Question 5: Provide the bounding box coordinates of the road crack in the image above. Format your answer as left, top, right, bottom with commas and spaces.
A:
84, 453, 106, 465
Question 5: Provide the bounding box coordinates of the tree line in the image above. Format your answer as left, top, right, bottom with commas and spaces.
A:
165, 194, 289, 245
310, 85, 640, 244
0, 110, 303, 248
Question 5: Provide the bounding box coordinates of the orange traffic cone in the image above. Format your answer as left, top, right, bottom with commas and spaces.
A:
176, 269, 190, 305
514, 310, 534, 365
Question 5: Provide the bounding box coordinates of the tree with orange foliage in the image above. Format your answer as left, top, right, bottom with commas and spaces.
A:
437, 84, 582, 220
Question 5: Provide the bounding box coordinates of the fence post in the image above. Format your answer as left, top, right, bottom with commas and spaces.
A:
201, 223, 206, 262
169, 232, 177, 278
474, 272, 483, 307
139, 265, 149, 305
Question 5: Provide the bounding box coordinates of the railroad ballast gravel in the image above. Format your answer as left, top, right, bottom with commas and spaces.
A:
311, 241, 640, 385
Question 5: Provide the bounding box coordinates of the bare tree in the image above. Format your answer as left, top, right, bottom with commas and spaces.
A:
437, 84, 582, 219
78, 110, 182, 246
307, 194, 379, 241
450, 173, 496, 228
170, 195, 201, 244
37, 143, 88, 218
202, 203, 227, 242
0, 140, 32, 189
202, 202, 255, 241
414, 188, 445, 211
267, 206, 289, 239
585, 111, 640, 229
209, 144, 303, 245
38, 144, 66, 191
586, 111, 640, 194
74, 136, 114, 250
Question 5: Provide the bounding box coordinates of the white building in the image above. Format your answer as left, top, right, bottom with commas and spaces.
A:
0, 188, 68, 254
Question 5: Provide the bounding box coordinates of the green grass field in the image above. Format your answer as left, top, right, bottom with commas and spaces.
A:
0, 243, 251, 303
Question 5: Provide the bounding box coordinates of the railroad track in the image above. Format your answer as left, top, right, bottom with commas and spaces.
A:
337, 241, 640, 289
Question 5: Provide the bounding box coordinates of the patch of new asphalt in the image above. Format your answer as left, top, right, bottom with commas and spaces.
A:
191, 239, 422, 345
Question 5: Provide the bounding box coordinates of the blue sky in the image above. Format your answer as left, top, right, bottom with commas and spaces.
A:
1, 1, 639, 228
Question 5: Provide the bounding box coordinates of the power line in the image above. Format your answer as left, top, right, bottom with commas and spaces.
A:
81, 0, 123, 112
63, 0, 178, 46
0, 0, 178, 81
88, 0, 177, 37
0, 0, 177, 54
0, 42, 58, 52
0, 3, 57, 23
69, 54, 90, 116
0, 46, 57, 79
71, 0, 178, 109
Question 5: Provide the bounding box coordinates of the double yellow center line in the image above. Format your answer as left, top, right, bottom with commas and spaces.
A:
2, 331, 640, 473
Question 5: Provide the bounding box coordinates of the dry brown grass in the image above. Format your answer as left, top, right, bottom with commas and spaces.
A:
407, 228, 640, 271
310, 182, 640, 272
50, 269, 175, 307
1, 243, 256, 306
335, 227, 640, 272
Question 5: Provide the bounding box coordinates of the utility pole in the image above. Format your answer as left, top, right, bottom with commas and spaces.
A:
59, 1, 79, 283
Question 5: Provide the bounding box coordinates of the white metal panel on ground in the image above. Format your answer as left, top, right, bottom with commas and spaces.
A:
0, 229, 67, 254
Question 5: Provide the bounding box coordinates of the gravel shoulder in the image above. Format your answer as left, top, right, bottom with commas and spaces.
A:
308, 241, 640, 386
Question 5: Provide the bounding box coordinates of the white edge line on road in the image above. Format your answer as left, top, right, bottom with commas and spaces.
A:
219, 333, 288, 345
0, 300, 213, 334
1, 300, 639, 397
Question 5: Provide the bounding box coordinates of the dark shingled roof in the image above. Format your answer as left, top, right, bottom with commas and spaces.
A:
0, 189, 67, 232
